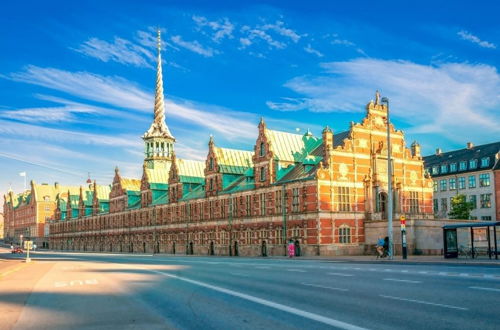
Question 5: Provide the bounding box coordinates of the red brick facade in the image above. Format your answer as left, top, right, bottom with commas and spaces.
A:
48, 95, 434, 256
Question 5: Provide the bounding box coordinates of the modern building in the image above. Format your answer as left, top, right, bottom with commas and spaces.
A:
47, 31, 435, 256
423, 142, 500, 221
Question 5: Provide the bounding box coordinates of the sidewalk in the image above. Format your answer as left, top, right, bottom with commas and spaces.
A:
273, 254, 500, 266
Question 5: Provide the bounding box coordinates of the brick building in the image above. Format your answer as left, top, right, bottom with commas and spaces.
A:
3, 182, 81, 247
47, 31, 434, 255
423, 141, 500, 220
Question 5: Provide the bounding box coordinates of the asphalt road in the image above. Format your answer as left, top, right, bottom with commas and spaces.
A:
1, 249, 499, 330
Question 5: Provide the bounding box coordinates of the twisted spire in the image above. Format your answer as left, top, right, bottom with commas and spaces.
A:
144, 29, 174, 139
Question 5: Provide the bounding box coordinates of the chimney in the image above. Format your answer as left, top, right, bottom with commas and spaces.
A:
435, 148, 442, 156
411, 141, 421, 158
466, 142, 474, 149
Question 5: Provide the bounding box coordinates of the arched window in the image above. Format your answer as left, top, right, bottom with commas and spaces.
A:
209, 157, 214, 170
210, 178, 214, 190
260, 142, 265, 157
260, 167, 266, 181
339, 226, 351, 244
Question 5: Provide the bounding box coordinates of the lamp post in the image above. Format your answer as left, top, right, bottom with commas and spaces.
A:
381, 96, 393, 260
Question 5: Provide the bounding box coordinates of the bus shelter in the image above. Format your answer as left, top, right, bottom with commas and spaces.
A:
443, 222, 499, 259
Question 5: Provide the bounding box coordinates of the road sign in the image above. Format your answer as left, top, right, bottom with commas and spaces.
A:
24, 241, 33, 250
399, 216, 407, 259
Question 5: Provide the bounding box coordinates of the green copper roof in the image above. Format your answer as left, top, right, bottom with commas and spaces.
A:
214, 147, 253, 174
265, 129, 322, 162
180, 184, 205, 201
177, 159, 205, 184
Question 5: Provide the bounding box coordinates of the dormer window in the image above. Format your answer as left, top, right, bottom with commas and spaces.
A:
260, 167, 266, 181
210, 178, 214, 190
480, 157, 490, 168
260, 142, 265, 157
469, 159, 477, 169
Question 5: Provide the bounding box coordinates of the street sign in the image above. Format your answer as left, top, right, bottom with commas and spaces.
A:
24, 241, 33, 250
399, 216, 407, 260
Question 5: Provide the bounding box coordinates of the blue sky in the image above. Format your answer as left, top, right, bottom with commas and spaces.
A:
1, 0, 499, 200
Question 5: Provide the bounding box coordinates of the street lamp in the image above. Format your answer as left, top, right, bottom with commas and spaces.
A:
381, 96, 393, 260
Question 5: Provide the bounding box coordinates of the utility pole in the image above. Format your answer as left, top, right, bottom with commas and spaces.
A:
381, 96, 394, 260
282, 184, 287, 256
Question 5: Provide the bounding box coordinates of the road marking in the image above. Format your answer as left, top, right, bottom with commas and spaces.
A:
469, 286, 500, 292
0, 263, 29, 279
400, 270, 409, 273
54, 279, 99, 288
379, 295, 468, 311
459, 273, 469, 277
301, 283, 349, 292
255, 266, 270, 269
148, 269, 367, 330
418, 271, 428, 274
287, 269, 306, 272
383, 278, 422, 284
229, 272, 249, 277
328, 272, 354, 277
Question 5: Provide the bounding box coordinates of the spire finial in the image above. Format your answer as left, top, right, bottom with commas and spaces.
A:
143, 28, 174, 140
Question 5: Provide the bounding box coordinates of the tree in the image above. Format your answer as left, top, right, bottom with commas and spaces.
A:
448, 194, 474, 220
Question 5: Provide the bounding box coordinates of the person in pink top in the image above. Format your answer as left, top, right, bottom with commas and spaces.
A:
288, 240, 295, 258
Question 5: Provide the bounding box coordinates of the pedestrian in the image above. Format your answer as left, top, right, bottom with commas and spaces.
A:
33, 244, 37, 251
10, 244, 14, 251
376, 236, 385, 258
288, 240, 295, 258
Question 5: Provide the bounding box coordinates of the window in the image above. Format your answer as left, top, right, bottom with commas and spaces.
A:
229, 198, 233, 217
432, 166, 438, 175
292, 188, 299, 212
209, 178, 214, 191
480, 194, 491, 208
449, 163, 457, 172
275, 189, 282, 214
469, 195, 477, 209
209, 157, 214, 170
459, 161, 467, 171
339, 226, 351, 244
449, 178, 456, 190
433, 199, 438, 213
433, 181, 438, 192
480, 157, 490, 168
469, 159, 477, 169
479, 173, 490, 187
440, 179, 447, 191
441, 198, 448, 212
260, 193, 266, 215
409, 191, 419, 214
260, 167, 266, 181
260, 142, 265, 157
440, 164, 448, 174
337, 186, 351, 212
458, 177, 465, 189
469, 175, 476, 188
246, 195, 251, 216
481, 216, 492, 221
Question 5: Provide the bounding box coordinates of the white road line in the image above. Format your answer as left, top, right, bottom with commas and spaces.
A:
469, 286, 500, 292
418, 271, 428, 274
328, 272, 354, 277
287, 269, 306, 272
400, 270, 409, 273
383, 278, 422, 284
380, 295, 468, 311
301, 283, 349, 292
255, 266, 270, 269
230, 272, 249, 277
147, 269, 368, 330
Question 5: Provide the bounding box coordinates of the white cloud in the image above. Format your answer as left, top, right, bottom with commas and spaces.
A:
260, 21, 301, 43
171, 35, 218, 57
267, 58, 500, 144
240, 27, 286, 49
0, 119, 140, 148
458, 30, 496, 49
9, 65, 152, 111
304, 44, 324, 57
74, 37, 155, 68
193, 16, 235, 43
7, 66, 258, 141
